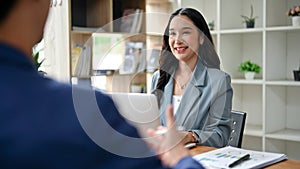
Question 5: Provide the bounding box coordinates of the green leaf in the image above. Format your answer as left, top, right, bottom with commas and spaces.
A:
238, 60, 261, 74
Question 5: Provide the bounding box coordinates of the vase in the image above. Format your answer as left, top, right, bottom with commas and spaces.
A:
244, 72, 255, 80
131, 84, 142, 93
292, 16, 300, 27
293, 70, 300, 81
246, 21, 255, 28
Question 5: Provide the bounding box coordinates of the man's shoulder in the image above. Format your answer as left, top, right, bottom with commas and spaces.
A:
40, 78, 113, 110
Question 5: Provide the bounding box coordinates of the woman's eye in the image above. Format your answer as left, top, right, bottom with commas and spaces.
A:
169, 32, 176, 36
183, 31, 190, 35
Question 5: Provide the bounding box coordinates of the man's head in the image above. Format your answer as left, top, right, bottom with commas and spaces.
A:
0, 0, 50, 56
0, 0, 17, 26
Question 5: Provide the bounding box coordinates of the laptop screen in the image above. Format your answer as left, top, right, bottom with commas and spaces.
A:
107, 92, 161, 138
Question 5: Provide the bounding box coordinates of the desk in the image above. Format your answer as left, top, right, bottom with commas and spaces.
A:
190, 146, 300, 169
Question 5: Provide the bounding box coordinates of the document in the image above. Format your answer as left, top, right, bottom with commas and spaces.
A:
193, 146, 287, 169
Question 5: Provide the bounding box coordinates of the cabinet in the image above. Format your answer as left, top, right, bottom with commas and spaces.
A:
69, 0, 172, 93
179, 0, 300, 160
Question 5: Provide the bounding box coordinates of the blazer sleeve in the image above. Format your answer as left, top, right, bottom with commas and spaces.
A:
193, 73, 233, 148
150, 71, 159, 93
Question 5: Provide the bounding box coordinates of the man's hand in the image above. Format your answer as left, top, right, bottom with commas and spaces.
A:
147, 105, 190, 167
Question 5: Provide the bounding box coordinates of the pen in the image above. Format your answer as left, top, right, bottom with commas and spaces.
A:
228, 154, 250, 168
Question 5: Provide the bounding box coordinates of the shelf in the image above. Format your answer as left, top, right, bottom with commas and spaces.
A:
244, 124, 263, 137
71, 30, 94, 35
231, 79, 263, 85
210, 30, 218, 35
220, 28, 263, 34
145, 32, 164, 36
266, 26, 300, 32
266, 129, 300, 142
147, 0, 172, 5
72, 26, 104, 34
265, 80, 300, 86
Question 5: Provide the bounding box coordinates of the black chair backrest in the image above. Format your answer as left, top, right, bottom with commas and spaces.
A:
227, 110, 247, 148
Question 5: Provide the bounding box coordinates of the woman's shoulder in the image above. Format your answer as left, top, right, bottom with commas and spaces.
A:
207, 67, 230, 75
206, 68, 231, 80
153, 70, 160, 76
152, 70, 160, 81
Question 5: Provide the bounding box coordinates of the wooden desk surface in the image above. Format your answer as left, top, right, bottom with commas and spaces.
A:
189, 145, 300, 169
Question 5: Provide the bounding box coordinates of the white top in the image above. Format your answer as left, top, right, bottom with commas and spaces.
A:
172, 95, 182, 115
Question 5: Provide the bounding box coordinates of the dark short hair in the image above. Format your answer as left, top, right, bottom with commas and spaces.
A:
0, 0, 17, 25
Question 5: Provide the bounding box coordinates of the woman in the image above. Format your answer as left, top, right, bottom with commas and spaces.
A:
150, 8, 233, 148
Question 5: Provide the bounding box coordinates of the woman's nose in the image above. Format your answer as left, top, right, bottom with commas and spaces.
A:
174, 34, 183, 43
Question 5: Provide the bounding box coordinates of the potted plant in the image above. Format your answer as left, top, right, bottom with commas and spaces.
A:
293, 59, 300, 81
32, 50, 46, 76
208, 20, 215, 30
241, 5, 258, 28
238, 60, 261, 80
286, 5, 300, 27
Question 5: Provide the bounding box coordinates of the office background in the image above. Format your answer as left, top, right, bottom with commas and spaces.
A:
38, 0, 300, 160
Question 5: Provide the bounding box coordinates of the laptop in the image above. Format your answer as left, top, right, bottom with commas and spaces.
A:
107, 92, 161, 138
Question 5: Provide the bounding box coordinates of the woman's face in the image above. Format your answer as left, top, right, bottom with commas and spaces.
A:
168, 15, 202, 63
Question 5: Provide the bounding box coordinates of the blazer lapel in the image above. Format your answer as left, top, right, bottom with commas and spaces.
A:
175, 59, 207, 128
160, 75, 175, 125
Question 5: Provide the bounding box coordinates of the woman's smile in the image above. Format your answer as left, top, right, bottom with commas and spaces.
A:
174, 46, 188, 54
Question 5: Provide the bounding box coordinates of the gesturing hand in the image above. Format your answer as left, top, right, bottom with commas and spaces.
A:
147, 105, 190, 167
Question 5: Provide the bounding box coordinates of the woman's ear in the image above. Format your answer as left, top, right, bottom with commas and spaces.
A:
199, 33, 204, 45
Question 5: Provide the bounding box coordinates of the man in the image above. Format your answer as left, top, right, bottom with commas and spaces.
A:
0, 0, 204, 168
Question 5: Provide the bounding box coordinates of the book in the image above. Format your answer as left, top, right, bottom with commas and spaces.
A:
72, 26, 105, 33
71, 46, 83, 76
129, 9, 144, 33
120, 8, 143, 33
193, 146, 287, 169
129, 9, 140, 33
73, 44, 92, 77
146, 49, 160, 72
119, 42, 145, 74
120, 9, 136, 33
135, 9, 144, 33
136, 47, 146, 73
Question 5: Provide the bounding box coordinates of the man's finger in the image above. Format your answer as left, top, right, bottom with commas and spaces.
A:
166, 105, 175, 128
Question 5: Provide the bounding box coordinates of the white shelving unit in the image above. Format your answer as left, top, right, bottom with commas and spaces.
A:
179, 0, 300, 160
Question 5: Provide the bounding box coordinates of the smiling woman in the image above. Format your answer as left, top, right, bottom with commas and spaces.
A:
151, 8, 233, 148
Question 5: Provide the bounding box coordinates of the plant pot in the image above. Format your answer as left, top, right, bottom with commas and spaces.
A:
131, 84, 142, 93
244, 72, 255, 80
292, 16, 300, 27
246, 21, 255, 28
293, 70, 300, 81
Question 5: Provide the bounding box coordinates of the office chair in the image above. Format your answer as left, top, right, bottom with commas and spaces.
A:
227, 110, 247, 148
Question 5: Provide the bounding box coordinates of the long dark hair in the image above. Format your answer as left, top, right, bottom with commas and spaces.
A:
155, 8, 220, 92
0, 0, 17, 25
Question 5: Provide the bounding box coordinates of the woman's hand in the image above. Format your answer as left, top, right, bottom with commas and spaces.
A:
179, 131, 197, 144
147, 105, 190, 167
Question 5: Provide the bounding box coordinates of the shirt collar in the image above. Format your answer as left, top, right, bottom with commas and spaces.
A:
0, 42, 36, 72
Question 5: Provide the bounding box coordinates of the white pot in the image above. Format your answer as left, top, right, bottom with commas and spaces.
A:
292, 16, 300, 27
131, 85, 142, 93
244, 72, 255, 80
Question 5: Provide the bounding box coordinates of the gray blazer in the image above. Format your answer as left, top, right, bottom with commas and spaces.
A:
151, 59, 233, 148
